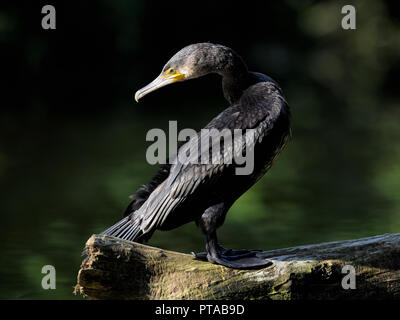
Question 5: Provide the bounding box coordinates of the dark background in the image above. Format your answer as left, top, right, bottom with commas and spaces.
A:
0, 0, 399, 299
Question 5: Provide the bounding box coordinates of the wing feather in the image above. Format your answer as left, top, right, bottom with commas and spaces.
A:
131, 81, 289, 237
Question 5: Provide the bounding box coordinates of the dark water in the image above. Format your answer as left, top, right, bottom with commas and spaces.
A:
1, 94, 399, 299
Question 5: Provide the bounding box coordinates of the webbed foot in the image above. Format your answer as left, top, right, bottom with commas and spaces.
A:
192, 246, 272, 269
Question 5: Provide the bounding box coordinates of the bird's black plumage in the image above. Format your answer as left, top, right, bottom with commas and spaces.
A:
97, 43, 291, 269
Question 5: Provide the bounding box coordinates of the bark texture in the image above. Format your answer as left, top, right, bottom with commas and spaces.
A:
75, 233, 400, 299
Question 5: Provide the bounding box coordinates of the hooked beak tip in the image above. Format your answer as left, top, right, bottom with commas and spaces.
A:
134, 91, 141, 103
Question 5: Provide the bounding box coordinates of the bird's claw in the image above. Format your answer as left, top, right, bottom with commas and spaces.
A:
192, 248, 272, 269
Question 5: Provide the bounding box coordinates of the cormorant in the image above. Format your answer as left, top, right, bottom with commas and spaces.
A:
97, 43, 291, 269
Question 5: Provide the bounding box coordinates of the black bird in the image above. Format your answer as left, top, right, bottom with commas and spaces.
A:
97, 43, 291, 269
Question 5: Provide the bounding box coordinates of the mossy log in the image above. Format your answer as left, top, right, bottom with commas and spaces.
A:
75, 233, 400, 299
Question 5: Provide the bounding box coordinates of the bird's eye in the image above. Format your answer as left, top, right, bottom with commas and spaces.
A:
166, 68, 175, 74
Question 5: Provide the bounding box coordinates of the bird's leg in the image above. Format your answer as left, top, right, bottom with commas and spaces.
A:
192, 203, 272, 269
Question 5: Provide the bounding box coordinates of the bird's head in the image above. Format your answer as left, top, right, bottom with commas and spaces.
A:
134, 43, 238, 102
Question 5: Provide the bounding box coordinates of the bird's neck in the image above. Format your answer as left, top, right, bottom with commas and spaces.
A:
215, 49, 251, 104
222, 72, 251, 104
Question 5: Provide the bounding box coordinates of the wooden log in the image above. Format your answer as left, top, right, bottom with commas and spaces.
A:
74, 233, 400, 299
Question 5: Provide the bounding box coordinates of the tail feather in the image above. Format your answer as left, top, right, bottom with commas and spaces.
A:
100, 214, 143, 241
82, 214, 143, 256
